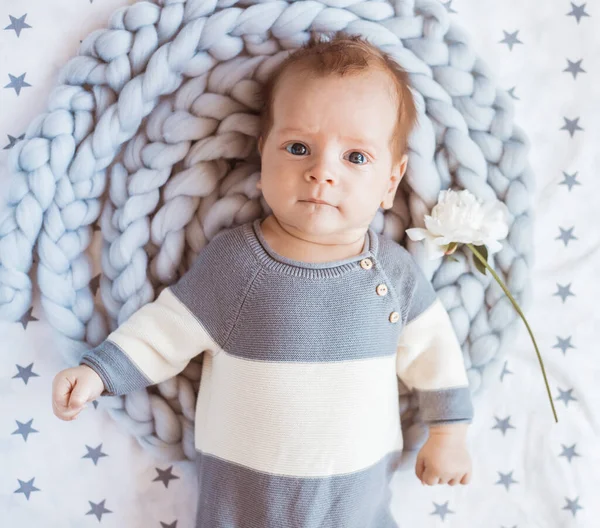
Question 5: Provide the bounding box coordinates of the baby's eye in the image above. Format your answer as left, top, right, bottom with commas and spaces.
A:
347, 152, 367, 165
286, 143, 308, 156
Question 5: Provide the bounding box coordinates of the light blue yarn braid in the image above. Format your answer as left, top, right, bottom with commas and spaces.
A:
0, 0, 534, 462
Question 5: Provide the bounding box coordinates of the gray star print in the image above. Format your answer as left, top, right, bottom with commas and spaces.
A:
19, 306, 38, 329
556, 387, 577, 406
561, 117, 583, 137
161, 522, 178, 528
4, 73, 32, 96
559, 443, 581, 463
553, 336, 575, 355
83, 444, 108, 465
567, 3, 590, 24
4, 14, 32, 37
563, 496, 583, 517
430, 501, 454, 521
3, 133, 25, 149
492, 416, 515, 436
554, 283, 575, 303
564, 59, 586, 79
13, 363, 40, 385
507, 87, 519, 100
442, 1, 457, 14
86, 500, 112, 521
500, 360, 513, 382
12, 419, 39, 441
559, 171, 581, 191
555, 227, 577, 247
500, 30, 523, 51
14, 478, 40, 500
153, 466, 180, 488
496, 471, 518, 491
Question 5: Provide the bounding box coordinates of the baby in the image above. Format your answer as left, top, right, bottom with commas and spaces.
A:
52, 31, 474, 527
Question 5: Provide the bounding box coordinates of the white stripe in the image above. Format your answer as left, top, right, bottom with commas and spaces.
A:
194, 351, 403, 477
109, 288, 220, 384
396, 297, 470, 390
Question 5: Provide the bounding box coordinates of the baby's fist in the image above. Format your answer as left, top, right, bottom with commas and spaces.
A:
415, 427, 472, 486
52, 365, 105, 421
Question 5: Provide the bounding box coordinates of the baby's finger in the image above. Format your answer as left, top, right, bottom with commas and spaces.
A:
415, 456, 425, 482
52, 376, 72, 410
460, 472, 472, 485
67, 380, 90, 411
421, 466, 441, 486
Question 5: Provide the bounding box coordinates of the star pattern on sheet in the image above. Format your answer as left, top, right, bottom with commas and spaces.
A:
12, 419, 39, 442
500, 361, 513, 382
562, 496, 583, 517
499, 30, 523, 51
560, 117, 583, 137
430, 501, 454, 521
4, 73, 32, 95
553, 283, 575, 303
555, 387, 577, 406
563, 58, 586, 79
86, 499, 112, 521
555, 227, 577, 247
3, 133, 25, 149
160, 522, 178, 528
567, 3, 590, 24
13, 363, 40, 385
559, 171, 581, 191
492, 415, 515, 436
14, 478, 41, 500
496, 471, 518, 491
559, 443, 581, 463
553, 336, 575, 355
83, 444, 108, 466
153, 466, 180, 488
507, 87, 519, 100
442, 1, 457, 14
19, 306, 38, 329
4, 14, 32, 37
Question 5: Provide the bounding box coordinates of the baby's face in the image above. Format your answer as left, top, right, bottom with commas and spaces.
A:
258, 67, 407, 244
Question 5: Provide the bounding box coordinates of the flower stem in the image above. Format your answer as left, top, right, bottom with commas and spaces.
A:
466, 244, 558, 423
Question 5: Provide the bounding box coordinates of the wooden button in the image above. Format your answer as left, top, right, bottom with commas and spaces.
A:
360, 258, 373, 270
376, 284, 388, 296
389, 311, 400, 323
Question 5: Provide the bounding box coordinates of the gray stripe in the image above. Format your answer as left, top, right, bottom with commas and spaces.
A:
172, 220, 438, 363
194, 450, 400, 528
80, 340, 152, 396
417, 386, 474, 423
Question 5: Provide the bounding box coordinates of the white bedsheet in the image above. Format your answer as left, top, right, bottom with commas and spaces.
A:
1, 1, 598, 526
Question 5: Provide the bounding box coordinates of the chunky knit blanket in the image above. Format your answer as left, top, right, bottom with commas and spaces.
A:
0, 0, 533, 461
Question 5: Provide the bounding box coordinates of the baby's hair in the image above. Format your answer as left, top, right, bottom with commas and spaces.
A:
258, 31, 418, 162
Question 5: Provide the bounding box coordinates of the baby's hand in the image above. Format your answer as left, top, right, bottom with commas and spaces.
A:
52, 365, 105, 421
415, 424, 472, 486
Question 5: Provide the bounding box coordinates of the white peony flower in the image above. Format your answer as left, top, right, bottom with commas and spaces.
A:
405, 189, 510, 260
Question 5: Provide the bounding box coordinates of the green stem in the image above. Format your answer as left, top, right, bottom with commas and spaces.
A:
466, 243, 558, 423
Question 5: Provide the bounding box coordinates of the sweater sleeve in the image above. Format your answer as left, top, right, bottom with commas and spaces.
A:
79, 230, 241, 397
395, 253, 474, 425
80, 285, 220, 397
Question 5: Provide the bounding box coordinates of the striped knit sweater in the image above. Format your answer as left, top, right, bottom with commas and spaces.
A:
80, 217, 474, 528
